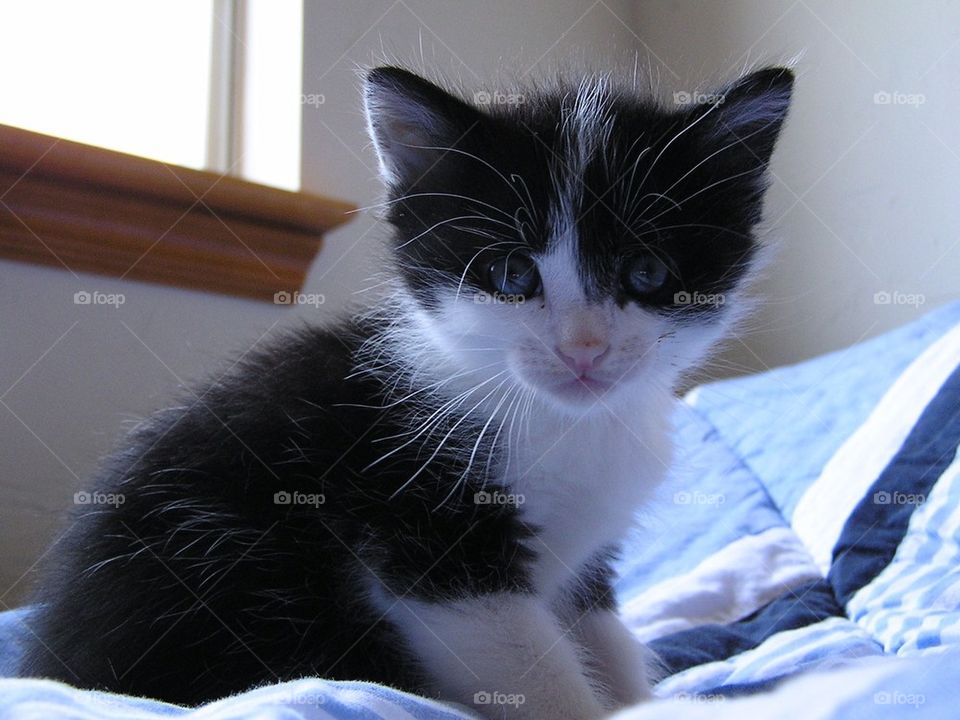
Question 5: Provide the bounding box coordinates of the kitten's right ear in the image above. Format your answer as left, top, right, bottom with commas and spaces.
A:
364, 67, 481, 188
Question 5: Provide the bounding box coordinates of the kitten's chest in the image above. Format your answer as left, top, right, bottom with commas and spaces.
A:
501, 408, 672, 596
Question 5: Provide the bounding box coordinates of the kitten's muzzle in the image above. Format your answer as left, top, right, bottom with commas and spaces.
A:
555, 341, 610, 377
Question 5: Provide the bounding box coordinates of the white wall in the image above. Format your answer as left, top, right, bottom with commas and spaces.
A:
631, 0, 960, 372
0, 264, 289, 605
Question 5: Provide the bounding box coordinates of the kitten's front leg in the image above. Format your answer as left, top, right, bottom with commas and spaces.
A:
390, 593, 606, 720
570, 610, 655, 709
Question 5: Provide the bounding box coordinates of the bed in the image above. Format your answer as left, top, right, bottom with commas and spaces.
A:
3, 299, 959, 719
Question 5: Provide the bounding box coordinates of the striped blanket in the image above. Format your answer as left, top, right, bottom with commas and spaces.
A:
3, 300, 959, 718
620, 299, 960, 696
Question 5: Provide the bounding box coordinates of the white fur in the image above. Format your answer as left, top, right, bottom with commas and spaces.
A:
383, 593, 606, 720
566, 609, 657, 708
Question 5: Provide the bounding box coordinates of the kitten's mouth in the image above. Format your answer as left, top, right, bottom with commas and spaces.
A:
550, 374, 614, 400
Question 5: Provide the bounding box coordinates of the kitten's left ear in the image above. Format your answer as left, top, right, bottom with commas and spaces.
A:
364, 67, 483, 188
701, 67, 794, 167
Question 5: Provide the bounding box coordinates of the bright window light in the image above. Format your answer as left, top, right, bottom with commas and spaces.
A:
0, 1, 214, 169
0, 0, 302, 189
241, 0, 303, 190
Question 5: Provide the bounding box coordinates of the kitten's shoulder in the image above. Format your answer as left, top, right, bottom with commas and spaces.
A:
238, 316, 370, 397
116, 315, 386, 474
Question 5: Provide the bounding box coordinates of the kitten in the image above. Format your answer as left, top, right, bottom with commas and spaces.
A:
19, 65, 792, 718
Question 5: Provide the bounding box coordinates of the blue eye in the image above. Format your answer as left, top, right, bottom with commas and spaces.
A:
487, 254, 541, 299
622, 254, 670, 297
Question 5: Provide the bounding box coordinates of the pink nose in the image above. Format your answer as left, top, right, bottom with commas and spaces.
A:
556, 342, 610, 376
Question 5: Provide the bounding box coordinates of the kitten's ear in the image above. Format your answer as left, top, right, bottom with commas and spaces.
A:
364, 67, 481, 187
701, 67, 794, 167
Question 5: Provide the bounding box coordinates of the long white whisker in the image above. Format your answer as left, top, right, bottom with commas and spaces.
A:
338, 361, 503, 409
483, 384, 524, 483
635, 119, 780, 219
407, 144, 532, 214
630, 98, 724, 206
349, 192, 517, 221
455, 241, 523, 301
644, 166, 763, 227
367, 370, 509, 469
397, 214, 516, 249
390, 375, 511, 501
436, 378, 518, 509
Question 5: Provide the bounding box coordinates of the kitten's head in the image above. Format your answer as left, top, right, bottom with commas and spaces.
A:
363, 66, 792, 413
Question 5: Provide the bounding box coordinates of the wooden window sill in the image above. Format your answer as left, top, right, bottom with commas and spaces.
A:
0, 124, 354, 301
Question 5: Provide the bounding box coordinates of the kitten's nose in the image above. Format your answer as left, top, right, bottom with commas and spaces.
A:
556, 341, 610, 376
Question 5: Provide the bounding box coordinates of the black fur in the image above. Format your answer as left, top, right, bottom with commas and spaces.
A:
18, 65, 792, 705
20, 318, 536, 703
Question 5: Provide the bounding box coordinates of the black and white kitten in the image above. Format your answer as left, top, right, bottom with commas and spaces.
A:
20, 66, 792, 717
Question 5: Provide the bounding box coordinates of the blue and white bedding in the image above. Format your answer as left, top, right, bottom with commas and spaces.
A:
3, 300, 960, 719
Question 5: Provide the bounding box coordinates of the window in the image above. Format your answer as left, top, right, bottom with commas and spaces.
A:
0, 0, 346, 302
0, 0, 301, 190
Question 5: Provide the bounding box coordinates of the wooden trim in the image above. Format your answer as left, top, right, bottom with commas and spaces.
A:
0, 124, 354, 301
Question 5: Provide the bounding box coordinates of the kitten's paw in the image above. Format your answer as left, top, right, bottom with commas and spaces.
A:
572, 610, 657, 709
470, 695, 605, 720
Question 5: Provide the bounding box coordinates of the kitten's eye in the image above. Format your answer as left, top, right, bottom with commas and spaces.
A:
622, 254, 670, 297
487, 253, 541, 299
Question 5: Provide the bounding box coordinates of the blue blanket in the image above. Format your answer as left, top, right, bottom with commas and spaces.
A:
4, 300, 960, 718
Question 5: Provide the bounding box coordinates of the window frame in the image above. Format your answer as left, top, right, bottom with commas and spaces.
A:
0, 124, 352, 301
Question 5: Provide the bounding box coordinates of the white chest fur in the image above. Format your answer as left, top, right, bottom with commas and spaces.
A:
502, 392, 675, 597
